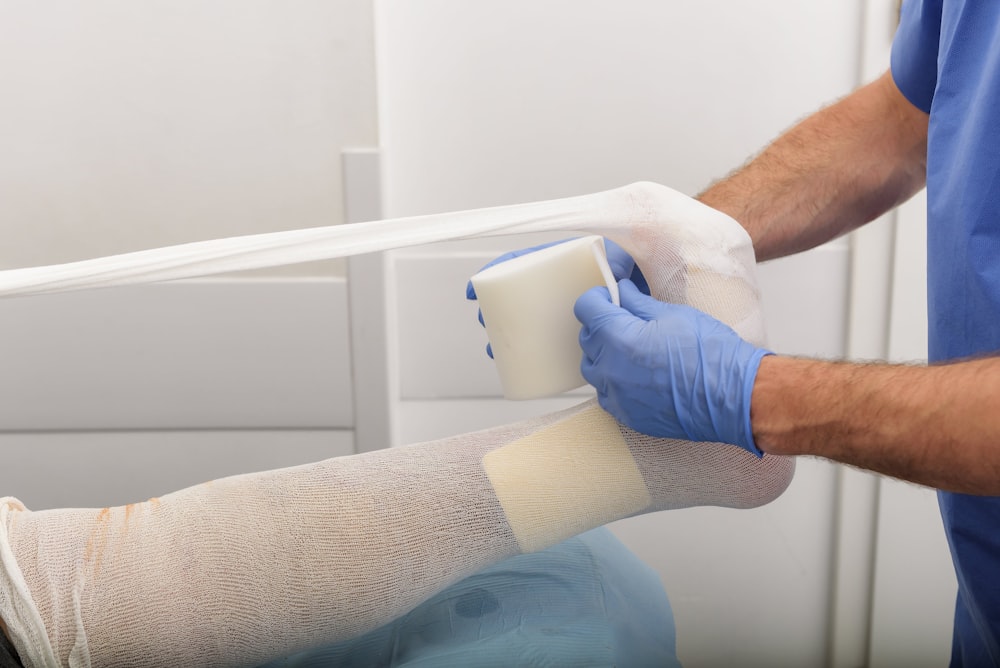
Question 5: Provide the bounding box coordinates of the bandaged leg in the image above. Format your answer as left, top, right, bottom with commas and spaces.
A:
0, 182, 794, 666
0, 409, 790, 667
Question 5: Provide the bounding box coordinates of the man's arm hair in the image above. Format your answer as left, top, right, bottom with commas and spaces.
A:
699, 70, 929, 261
752, 355, 1000, 496
702, 69, 1000, 494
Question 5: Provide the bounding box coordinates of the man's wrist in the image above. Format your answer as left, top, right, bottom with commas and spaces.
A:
749, 354, 811, 457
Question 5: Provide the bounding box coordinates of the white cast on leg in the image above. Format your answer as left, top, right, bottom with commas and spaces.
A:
0, 183, 793, 667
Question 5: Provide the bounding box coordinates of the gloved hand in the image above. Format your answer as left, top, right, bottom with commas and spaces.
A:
466, 238, 647, 358
574, 279, 772, 456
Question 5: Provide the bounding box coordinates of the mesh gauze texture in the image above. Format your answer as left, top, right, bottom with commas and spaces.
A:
2, 432, 525, 667
0, 183, 794, 667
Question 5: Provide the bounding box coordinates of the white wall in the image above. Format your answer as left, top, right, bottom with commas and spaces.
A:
376, 0, 861, 216
0, 0, 377, 276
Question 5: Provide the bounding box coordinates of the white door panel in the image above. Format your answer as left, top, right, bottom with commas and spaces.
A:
0, 429, 354, 510
0, 280, 354, 431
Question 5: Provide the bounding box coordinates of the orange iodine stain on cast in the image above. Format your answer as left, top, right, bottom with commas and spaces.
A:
83, 507, 113, 569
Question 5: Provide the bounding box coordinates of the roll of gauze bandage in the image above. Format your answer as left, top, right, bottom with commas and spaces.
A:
471, 236, 620, 400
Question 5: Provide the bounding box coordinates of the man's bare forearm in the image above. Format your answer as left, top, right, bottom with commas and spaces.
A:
699, 71, 929, 261
752, 355, 1000, 494
702, 71, 1000, 493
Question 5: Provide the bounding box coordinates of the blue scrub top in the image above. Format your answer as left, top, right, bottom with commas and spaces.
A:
893, 1, 1000, 665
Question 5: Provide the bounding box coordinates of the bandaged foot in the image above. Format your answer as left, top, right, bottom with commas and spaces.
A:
0, 182, 794, 666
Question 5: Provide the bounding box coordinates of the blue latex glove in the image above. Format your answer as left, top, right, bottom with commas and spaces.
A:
575, 279, 771, 456
466, 238, 648, 358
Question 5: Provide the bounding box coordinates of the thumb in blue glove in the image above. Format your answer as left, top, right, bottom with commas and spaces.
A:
574, 279, 771, 456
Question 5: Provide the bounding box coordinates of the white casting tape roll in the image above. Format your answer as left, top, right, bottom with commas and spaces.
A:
470, 236, 619, 400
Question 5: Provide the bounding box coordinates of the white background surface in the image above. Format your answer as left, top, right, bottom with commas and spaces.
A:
0, 0, 377, 275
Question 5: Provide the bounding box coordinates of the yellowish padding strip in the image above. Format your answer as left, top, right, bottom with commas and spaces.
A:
483, 406, 651, 553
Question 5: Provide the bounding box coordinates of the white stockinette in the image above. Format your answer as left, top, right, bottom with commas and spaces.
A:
0, 182, 794, 667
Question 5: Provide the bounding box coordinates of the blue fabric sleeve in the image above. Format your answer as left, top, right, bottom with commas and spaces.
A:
260, 527, 680, 667
890, 0, 942, 113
